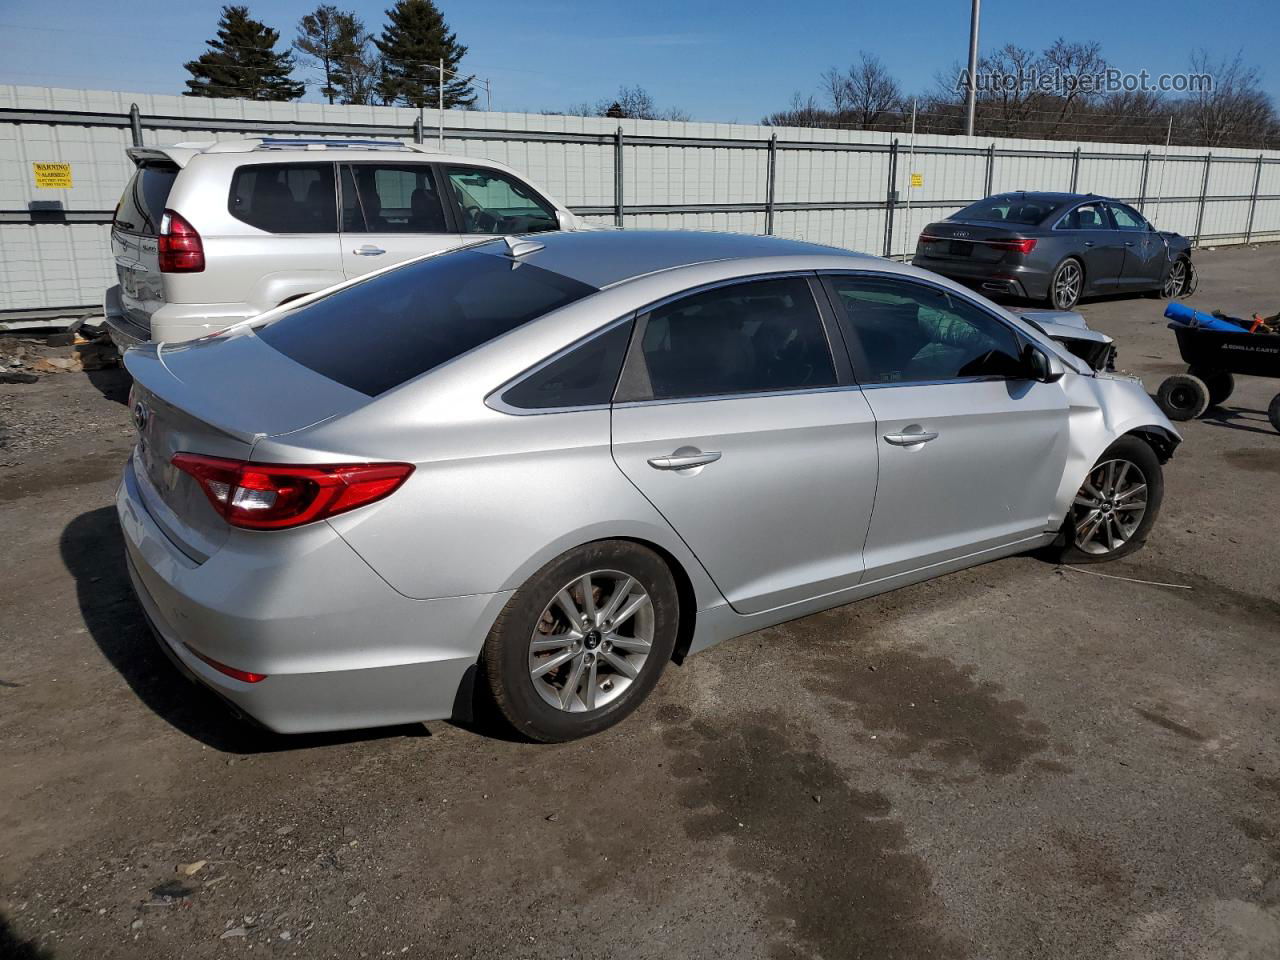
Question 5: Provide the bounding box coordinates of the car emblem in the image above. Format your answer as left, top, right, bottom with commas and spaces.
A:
953, 231, 969, 238
133, 401, 149, 433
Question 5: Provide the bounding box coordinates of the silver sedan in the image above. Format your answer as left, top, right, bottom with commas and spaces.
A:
117, 230, 1179, 742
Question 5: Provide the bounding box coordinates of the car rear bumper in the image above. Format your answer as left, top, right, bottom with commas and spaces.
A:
103, 286, 258, 346
116, 456, 512, 734
911, 255, 1052, 301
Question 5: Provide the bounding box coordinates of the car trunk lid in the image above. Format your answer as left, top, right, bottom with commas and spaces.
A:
916, 219, 1036, 264
124, 329, 371, 561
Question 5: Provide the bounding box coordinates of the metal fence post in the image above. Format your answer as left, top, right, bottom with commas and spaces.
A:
614, 126, 625, 228
1193, 153, 1212, 244
764, 133, 777, 236
1138, 150, 1151, 213
128, 103, 142, 147
1244, 154, 1263, 244
984, 143, 995, 196
883, 139, 899, 257
1070, 146, 1080, 192
412, 116, 423, 144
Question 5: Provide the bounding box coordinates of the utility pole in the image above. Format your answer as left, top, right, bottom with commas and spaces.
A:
438, 57, 445, 149
965, 0, 981, 137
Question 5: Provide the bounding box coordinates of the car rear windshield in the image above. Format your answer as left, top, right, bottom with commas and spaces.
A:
114, 163, 179, 236
254, 247, 597, 396
952, 195, 1061, 226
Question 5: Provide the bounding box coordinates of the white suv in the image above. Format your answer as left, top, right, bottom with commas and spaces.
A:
104, 138, 584, 347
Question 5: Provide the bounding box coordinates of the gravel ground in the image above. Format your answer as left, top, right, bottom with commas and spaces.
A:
1, 245, 1278, 959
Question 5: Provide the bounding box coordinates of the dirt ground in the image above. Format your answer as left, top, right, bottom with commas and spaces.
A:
1, 246, 1278, 960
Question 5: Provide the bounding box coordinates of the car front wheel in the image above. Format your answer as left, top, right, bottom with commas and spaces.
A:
481, 540, 679, 742
1056, 437, 1163, 564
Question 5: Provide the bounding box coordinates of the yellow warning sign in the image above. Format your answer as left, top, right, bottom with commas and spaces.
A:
909, 172, 924, 188
33, 162, 73, 189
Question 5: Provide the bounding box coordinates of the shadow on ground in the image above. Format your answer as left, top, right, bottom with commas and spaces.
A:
0, 912, 53, 960
61, 506, 431, 754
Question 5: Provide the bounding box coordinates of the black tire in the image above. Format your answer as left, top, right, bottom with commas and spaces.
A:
481, 540, 679, 743
1269, 393, 1280, 434
1188, 367, 1234, 407
1156, 373, 1210, 421
1047, 257, 1085, 311
1148, 255, 1191, 299
1055, 436, 1164, 564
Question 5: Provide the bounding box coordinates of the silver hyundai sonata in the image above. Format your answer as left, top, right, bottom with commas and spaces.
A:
117, 230, 1179, 742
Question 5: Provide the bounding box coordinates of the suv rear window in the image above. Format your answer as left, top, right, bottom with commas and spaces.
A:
953, 195, 1062, 226
255, 247, 596, 396
229, 163, 336, 233
114, 163, 178, 236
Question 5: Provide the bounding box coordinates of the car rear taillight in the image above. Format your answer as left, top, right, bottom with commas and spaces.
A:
171, 454, 413, 530
990, 237, 1038, 255
158, 209, 205, 273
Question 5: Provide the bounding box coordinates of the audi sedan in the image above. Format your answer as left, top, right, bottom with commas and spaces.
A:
117, 230, 1179, 743
912, 192, 1193, 310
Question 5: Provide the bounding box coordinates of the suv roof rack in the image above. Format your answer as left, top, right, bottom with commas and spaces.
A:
253, 137, 412, 151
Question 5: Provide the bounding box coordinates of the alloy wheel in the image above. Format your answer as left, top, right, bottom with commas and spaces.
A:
1071, 459, 1148, 556
1162, 259, 1186, 298
1053, 261, 1082, 309
527, 570, 654, 713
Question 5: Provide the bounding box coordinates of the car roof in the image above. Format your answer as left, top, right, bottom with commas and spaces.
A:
982, 191, 1102, 205
470, 230, 875, 289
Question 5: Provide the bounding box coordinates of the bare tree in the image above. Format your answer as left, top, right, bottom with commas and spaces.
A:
1040, 38, 1108, 136
1180, 49, 1276, 147
554, 85, 689, 121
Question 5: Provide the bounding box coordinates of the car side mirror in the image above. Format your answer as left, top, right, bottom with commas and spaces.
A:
555, 209, 574, 231
1024, 343, 1065, 383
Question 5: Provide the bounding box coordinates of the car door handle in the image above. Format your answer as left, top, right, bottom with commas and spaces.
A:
353, 245, 386, 256
883, 431, 939, 446
1083, 240, 1094, 247
647, 451, 722, 470
1123, 241, 1134, 247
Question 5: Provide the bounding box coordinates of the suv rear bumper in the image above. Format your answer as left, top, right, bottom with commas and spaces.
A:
103, 285, 258, 346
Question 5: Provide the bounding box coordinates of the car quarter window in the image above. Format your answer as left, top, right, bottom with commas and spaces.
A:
620, 276, 837, 402
341, 163, 448, 233
500, 321, 633, 411
446, 166, 558, 235
826, 275, 1026, 384
1108, 203, 1149, 231
228, 163, 336, 233
1057, 202, 1110, 230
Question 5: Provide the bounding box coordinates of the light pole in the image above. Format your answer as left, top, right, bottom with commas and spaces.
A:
965, 0, 981, 137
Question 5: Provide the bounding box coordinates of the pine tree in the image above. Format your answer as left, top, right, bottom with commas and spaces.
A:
294, 5, 347, 104
184, 6, 305, 101
375, 0, 474, 109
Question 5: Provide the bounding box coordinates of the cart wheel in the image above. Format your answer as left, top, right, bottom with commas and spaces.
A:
1157, 374, 1210, 421
1269, 394, 1280, 434
1188, 367, 1235, 407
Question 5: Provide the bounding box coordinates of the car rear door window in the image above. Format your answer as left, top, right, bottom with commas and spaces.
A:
446, 166, 558, 235
500, 321, 633, 410
619, 277, 837, 402
1057, 202, 1110, 230
827, 275, 1025, 383
229, 163, 336, 233
254, 247, 596, 396
114, 163, 179, 236
341, 163, 448, 233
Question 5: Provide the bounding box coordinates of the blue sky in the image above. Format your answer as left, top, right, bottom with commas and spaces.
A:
0, 0, 1276, 120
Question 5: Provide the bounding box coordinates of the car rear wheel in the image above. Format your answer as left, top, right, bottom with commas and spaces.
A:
1048, 258, 1084, 310
1156, 373, 1210, 421
1188, 367, 1234, 407
1056, 437, 1163, 564
481, 540, 679, 742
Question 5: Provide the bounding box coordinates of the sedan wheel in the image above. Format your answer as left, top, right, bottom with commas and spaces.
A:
528, 570, 654, 713
1162, 258, 1187, 298
1057, 437, 1163, 564
482, 540, 679, 742
1050, 259, 1083, 310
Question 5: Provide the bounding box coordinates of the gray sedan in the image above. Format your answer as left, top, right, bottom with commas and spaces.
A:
912, 192, 1194, 310
117, 230, 1179, 742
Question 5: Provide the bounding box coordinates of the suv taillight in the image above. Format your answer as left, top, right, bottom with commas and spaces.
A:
158, 209, 205, 273
171, 454, 413, 530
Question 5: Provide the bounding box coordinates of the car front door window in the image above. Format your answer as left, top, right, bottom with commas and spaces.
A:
446, 167, 558, 235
